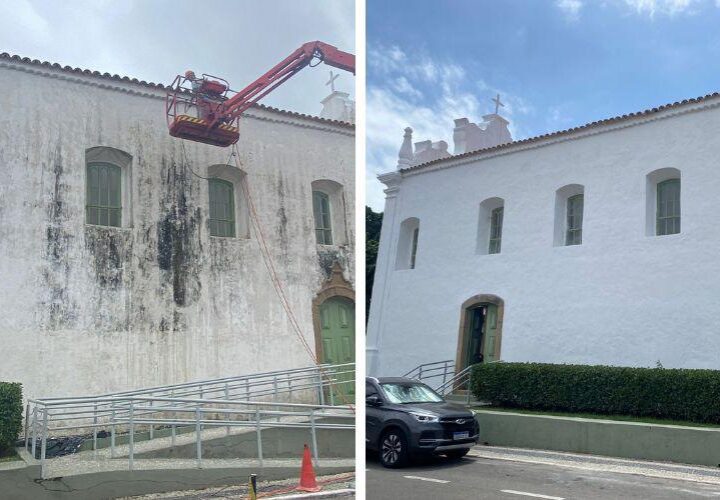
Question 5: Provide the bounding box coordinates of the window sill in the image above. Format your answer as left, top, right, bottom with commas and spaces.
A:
647, 231, 682, 238
552, 243, 584, 249
85, 223, 132, 231
209, 235, 251, 241
316, 243, 347, 250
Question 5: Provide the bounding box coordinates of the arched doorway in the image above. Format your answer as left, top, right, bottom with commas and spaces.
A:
313, 262, 355, 399
456, 294, 504, 371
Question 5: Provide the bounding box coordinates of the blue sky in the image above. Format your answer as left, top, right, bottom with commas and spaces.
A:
366, 0, 720, 210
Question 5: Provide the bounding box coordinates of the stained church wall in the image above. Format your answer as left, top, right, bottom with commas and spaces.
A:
0, 60, 354, 401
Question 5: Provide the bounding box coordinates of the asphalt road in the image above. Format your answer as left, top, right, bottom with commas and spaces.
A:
367, 452, 720, 499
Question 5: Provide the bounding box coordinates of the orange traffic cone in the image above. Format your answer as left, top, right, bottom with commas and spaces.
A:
297, 444, 321, 492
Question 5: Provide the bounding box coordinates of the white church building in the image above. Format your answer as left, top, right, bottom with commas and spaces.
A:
367, 91, 720, 377
0, 53, 355, 401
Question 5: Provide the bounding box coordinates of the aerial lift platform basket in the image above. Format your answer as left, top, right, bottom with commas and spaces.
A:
165, 41, 355, 148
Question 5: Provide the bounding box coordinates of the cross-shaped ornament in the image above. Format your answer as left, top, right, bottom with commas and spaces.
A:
492, 93, 504, 114
326, 70, 339, 92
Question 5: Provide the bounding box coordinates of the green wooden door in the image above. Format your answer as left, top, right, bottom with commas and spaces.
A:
483, 304, 499, 363
465, 307, 485, 368
464, 304, 499, 367
319, 297, 355, 400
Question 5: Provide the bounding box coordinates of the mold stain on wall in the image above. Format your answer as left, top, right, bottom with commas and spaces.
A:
42, 142, 78, 330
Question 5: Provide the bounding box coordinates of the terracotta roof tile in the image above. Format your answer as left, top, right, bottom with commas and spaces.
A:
402, 91, 720, 173
0, 51, 354, 129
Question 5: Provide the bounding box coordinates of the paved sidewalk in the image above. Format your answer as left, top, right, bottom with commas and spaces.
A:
470, 444, 720, 485
0, 463, 354, 499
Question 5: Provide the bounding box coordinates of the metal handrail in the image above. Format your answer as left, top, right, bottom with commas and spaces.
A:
25, 363, 355, 478
435, 365, 473, 397
402, 359, 455, 387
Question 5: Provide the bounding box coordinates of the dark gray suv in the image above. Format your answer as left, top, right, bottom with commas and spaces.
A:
366, 376, 479, 468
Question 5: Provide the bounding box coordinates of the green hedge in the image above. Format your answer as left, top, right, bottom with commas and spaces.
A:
471, 362, 720, 424
0, 383, 22, 455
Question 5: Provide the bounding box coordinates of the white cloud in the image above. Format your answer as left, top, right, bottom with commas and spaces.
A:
620, 0, 703, 16
392, 76, 423, 99
366, 44, 533, 210
556, 0, 584, 20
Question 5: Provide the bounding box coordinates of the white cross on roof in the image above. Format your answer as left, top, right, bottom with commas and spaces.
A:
492, 93, 504, 114
326, 71, 339, 92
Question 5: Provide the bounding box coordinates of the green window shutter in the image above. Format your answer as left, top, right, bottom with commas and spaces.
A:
410, 227, 419, 269
86, 162, 122, 227
313, 191, 333, 245
208, 179, 236, 237
488, 206, 503, 254
565, 194, 584, 246
656, 179, 680, 236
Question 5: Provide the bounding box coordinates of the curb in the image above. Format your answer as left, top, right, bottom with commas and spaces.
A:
268, 489, 355, 499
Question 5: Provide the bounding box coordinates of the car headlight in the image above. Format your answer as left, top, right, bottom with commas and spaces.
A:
409, 411, 439, 423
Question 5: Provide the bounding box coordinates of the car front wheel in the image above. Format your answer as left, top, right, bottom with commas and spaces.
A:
380, 429, 408, 468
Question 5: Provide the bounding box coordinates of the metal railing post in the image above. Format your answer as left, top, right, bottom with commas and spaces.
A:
128, 401, 135, 471
93, 403, 98, 455
40, 408, 48, 479
225, 382, 230, 436
255, 408, 263, 466
310, 409, 318, 467
419, 365, 423, 381
24, 404, 29, 451
273, 376, 280, 422
110, 403, 116, 458
171, 389, 176, 448
149, 406, 154, 441
31, 406, 37, 459
466, 370, 473, 404
318, 372, 325, 406
195, 407, 202, 468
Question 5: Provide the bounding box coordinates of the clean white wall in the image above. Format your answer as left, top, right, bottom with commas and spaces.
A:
0, 62, 354, 400
368, 101, 720, 376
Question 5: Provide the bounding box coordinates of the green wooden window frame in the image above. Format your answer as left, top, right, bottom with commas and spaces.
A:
208, 178, 236, 237
410, 227, 419, 269
566, 194, 584, 246
488, 206, 503, 254
313, 191, 333, 245
656, 178, 680, 236
86, 162, 121, 227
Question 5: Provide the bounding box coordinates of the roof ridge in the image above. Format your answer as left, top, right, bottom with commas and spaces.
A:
402, 90, 720, 173
0, 51, 354, 129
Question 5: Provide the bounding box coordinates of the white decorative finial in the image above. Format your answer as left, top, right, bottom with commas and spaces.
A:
398, 127, 414, 168
326, 70, 339, 92
492, 93, 504, 114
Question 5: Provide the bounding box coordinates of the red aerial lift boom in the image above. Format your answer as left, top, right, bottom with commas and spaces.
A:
166, 41, 355, 147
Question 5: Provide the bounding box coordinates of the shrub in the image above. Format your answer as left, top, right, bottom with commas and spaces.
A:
0, 383, 22, 455
471, 362, 720, 424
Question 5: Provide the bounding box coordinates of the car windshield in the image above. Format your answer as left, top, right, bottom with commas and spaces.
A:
380, 382, 444, 404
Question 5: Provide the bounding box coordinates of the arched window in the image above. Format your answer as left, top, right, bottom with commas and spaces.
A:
313, 190, 333, 245
206, 164, 250, 239
396, 217, 420, 270
477, 198, 504, 255
646, 168, 681, 236
208, 179, 235, 237
553, 184, 584, 246
311, 180, 347, 246
657, 179, 680, 236
85, 147, 132, 228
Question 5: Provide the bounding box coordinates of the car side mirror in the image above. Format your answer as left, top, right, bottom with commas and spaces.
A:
366, 394, 382, 406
